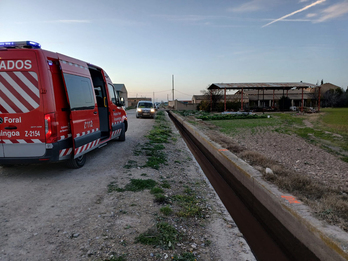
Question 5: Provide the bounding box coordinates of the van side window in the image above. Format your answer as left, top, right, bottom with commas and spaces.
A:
63, 73, 95, 110
107, 83, 117, 105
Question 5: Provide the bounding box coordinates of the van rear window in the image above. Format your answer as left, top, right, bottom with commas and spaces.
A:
0, 71, 39, 113
63, 73, 95, 110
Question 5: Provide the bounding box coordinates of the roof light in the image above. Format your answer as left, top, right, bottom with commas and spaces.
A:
0, 41, 41, 49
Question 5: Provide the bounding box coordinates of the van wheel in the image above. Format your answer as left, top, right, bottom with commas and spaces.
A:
67, 154, 86, 169
118, 123, 126, 141
0, 164, 14, 168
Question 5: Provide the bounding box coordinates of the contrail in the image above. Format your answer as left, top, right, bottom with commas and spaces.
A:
262, 0, 326, 27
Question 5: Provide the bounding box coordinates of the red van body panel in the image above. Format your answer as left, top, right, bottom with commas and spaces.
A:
0, 50, 46, 158
0, 42, 127, 166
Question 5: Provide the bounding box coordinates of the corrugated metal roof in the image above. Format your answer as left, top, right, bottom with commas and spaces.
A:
209, 82, 317, 90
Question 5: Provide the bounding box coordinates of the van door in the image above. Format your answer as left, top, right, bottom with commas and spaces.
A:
103, 70, 123, 139
0, 51, 45, 158
88, 66, 112, 141
106, 82, 123, 139
58, 55, 101, 158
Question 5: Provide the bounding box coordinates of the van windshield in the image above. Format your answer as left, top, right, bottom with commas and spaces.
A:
138, 102, 153, 108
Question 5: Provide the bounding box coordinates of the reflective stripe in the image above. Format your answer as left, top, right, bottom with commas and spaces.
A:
59, 148, 73, 158
0, 71, 39, 113
13, 72, 40, 97
1, 139, 44, 144
74, 138, 100, 157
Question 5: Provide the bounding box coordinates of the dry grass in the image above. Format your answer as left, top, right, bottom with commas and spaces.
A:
238, 149, 348, 231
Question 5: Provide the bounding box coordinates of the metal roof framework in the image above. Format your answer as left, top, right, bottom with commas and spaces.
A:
208, 82, 320, 112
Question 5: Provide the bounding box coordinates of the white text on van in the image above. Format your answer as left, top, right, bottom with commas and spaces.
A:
0, 60, 32, 70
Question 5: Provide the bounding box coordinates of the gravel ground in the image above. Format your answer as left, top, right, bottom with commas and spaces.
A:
0, 110, 256, 261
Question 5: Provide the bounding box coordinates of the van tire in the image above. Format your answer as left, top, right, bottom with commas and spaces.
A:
0, 164, 14, 168
118, 123, 126, 141
67, 154, 86, 169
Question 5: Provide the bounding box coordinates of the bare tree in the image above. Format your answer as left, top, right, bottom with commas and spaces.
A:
323, 87, 345, 107
201, 87, 223, 111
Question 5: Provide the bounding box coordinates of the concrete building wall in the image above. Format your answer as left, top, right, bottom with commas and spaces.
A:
128, 97, 152, 107
168, 100, 198, 110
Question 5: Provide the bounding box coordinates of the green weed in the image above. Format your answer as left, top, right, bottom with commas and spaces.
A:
211, 117, 278, 135
123, 160, 138, 169
135, 222, 182, 249
107, 181, 120, 193
321, 108, 348, 133
151, 187, 164, 194
341, 156, 348, 163
197, 113, 268, 121
144, 151, 167, 169
154, 194, 169, 204
115, 179, 157, 192
172, 190, 203, 218
161, 181, 171, 189
147, 126, 172, 143
133, 111, 172, 170
160, 206, 173, 216
204, 239, 212, 246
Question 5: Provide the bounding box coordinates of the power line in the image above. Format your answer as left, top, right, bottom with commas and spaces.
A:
175, 89, 193, 97
128, 89, 171, 94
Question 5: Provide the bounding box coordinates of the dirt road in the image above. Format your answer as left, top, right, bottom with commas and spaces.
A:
0, 110, 153, 260
0, 110, 255, 261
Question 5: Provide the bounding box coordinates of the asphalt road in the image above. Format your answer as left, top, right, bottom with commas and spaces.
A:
0, 109, 154, 260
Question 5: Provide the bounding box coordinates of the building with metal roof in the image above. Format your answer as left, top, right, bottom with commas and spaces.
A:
208, 82, 317, 90
208, 82, 319, 112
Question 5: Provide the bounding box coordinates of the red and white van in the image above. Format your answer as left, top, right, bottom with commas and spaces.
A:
0, 41, 128, 168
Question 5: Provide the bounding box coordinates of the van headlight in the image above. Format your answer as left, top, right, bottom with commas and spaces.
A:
151, 108, 155, 113
137, 108, 142, 112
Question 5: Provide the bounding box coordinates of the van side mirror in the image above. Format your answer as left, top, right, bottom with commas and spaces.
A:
116, 97, 125, 107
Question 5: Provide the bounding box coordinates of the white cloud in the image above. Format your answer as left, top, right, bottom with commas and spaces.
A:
306, 13, 318, 18
228, 0, 264, 13
159, 15, 211, 22
262, 0, 326, 27
264, 18, 311, 22
315, 1, 348, 22
54, 20, 90, 23
14, 20, 91, 25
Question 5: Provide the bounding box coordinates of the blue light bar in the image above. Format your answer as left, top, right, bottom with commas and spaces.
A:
0, 42, 15, 48
0, 41, 41, 49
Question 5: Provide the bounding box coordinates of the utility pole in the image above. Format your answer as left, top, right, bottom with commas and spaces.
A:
172, 75, 174, 101
153, 92, 155, 103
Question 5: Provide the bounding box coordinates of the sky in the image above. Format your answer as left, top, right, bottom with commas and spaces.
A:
1, 0, 348, 102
